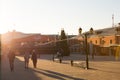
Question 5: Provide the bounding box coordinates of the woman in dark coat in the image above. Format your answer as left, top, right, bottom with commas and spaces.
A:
8, 50, 15, 72
31, 50, 37, 68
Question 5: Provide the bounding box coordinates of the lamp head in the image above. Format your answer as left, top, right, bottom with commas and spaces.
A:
79, 27, 82, 34
90, 27, 94, 34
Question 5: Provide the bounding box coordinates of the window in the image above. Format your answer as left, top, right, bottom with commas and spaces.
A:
95, 40, 97, 44
90, 41, 92, 43
110, 40, 112, 44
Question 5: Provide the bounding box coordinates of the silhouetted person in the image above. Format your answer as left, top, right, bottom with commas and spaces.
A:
59, 48, 64, 57
56, 50, 61, 58
31, 50, 37, 68
24, 50, 30, 69
8, 49, 15, 72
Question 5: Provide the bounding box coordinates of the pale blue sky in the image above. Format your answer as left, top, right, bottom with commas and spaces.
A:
0, 0, 120, 35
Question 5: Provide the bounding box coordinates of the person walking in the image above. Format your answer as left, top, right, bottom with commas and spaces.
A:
8, 49, 15, 72
59, 48, 64, 57
24, 50, 30, 69
31, 50, 37, 68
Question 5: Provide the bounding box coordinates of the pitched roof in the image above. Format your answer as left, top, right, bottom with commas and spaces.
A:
95, 27, 116, 36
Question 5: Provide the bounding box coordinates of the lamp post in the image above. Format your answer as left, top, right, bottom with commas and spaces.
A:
79, 27, 94, 69
115, 23, 120, 44
115, 23, 120, 60
115, 23, 120, 34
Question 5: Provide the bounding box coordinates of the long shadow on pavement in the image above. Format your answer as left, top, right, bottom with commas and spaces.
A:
33, 68, 85, 80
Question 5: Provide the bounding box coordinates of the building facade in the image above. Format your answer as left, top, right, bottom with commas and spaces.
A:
68, 25, 120, 56
1, 24, 120, 56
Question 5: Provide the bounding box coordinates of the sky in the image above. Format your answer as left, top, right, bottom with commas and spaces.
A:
0, 0, 120, 35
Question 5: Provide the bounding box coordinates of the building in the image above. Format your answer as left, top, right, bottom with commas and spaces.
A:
1, 30, 75, 55
68, 23, 120, 56
1, 23, 120, 56
1, 30, 57, 54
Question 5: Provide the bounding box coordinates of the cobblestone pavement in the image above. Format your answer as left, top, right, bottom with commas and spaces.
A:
1, 54, 120, 80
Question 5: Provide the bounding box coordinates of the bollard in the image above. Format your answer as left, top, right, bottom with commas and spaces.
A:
71, 60, 73, 66
59, 58, 62, 63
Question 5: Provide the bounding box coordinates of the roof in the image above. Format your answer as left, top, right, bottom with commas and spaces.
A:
1, 31, 36, 43
95, 27, 116, 36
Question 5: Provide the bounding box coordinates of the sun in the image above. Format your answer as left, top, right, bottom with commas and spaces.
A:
0, 25, 15, 34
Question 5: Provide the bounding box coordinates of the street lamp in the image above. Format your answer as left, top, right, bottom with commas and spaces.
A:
115, 23, 120, 44
79, 27, 94, 69
79, 27, 82, 34
115, 23, 120, 34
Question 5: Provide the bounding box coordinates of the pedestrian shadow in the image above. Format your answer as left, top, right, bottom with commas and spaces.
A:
97, 68, 120, 74
33, 68, 85, 80
15, 56, 84, 80
90, 66, 120, 74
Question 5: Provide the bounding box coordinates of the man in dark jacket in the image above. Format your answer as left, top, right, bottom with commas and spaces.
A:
31, 50, 37, 68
